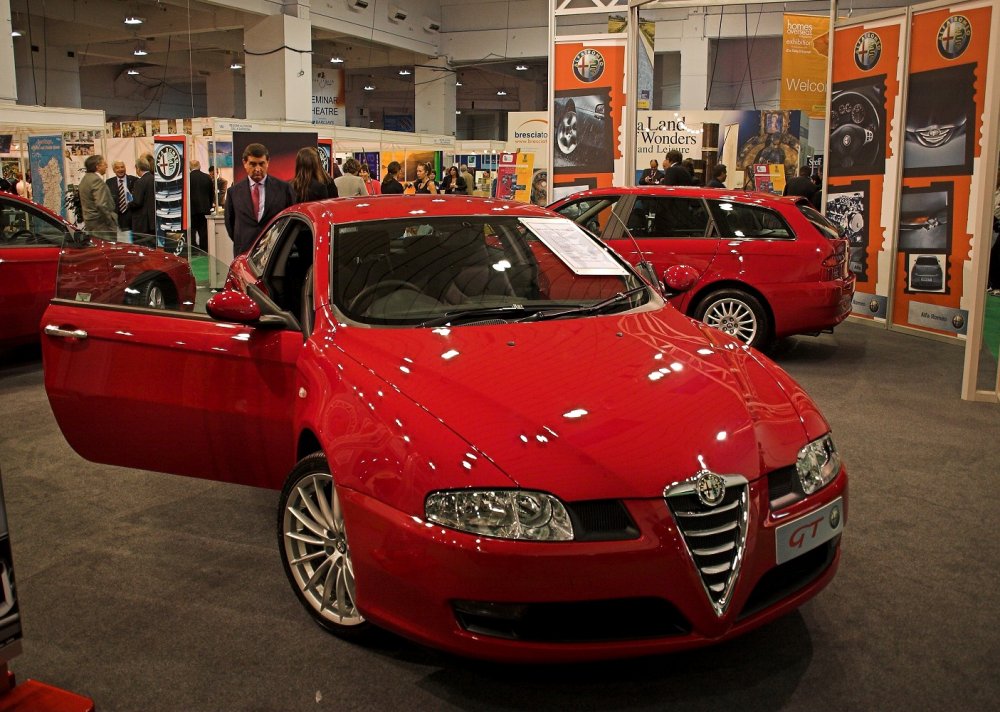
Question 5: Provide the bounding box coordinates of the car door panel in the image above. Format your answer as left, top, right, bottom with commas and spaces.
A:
0, 247, 59, 346
43, 301, 300, 488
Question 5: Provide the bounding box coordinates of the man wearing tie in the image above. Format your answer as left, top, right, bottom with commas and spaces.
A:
106, 160, 137, 232
224, 143, 294, 257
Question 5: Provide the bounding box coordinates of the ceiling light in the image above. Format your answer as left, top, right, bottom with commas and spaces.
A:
515, 64, 528, 71
455, 109, 462, 115
230, 61, 243, 70
364, 83, 375, 91
496, 89, 507, 96
455, 80, 462, 87
133, 41, 147, 56
124, 16, 143, 25
11, 29, 22, 38
127, 67, 140, 75
398, 68, 412, 76
330, 56, 344, 63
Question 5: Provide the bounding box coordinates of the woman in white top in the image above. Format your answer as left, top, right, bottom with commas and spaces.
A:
334, 158, 369, 197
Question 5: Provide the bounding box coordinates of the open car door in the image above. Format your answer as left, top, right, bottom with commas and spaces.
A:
41, 241, 303, 489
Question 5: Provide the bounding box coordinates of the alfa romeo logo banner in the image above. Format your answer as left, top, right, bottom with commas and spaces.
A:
153, 134, 188, 250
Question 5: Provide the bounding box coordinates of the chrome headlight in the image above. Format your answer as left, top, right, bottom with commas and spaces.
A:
796, 433, 842, 495
425, 490, 574, 541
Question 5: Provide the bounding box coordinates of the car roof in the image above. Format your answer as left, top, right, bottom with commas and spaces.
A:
284, 195, 559, 223
549, 185, 808, 208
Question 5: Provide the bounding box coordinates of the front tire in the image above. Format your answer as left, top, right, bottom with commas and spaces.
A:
694, 289, 770, 349
278, 452, 370, 638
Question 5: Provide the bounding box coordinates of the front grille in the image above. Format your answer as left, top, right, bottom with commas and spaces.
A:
665, 475, 748, 616
564, 499, 639, 541
738, 537, 839, 619
452, 597, 691, 642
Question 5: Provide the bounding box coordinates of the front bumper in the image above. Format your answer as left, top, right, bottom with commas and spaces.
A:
338, 470, 848, 662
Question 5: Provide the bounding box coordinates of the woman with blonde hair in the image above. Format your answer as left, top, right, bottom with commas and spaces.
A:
291, 147, 337, 203
334, 157, 369, 197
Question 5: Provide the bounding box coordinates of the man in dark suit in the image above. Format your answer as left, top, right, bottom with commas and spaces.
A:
660, 150, 692, 186
224, 143, 294, 257
106, 160, 137, 231
784, 165, 820, 207
640, 159, 663, 186
128, 157, 155, 239
189, 160, 215, 252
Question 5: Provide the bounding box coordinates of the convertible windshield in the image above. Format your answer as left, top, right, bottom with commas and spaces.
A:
332, 216, 651, 326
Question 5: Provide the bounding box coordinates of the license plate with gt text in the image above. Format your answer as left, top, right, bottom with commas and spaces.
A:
775, 497, 844, 565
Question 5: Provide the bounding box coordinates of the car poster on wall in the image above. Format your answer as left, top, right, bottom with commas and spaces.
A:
551, 38, 626, 202
0, 474, 23, 663
827, 15, 904, 321
891, 2, 992, 337
153, 134, 188, 251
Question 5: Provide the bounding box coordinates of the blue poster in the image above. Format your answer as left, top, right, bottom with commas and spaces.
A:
27, 135, 67, 219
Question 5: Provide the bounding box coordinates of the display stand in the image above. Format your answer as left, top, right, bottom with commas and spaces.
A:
208, 215, 233, 289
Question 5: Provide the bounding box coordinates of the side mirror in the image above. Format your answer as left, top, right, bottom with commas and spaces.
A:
594, 103, 606, 117
206, 290, 261, 324
663, 264, 700, 293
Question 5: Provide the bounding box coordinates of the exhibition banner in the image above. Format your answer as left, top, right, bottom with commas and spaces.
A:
514, 152, 535, 204
312, 68, 346, 127
233, 132, 318, 184
507, 112, 549, 169
153, 135, 188, 248
551, 37, 626, 201
826, 15, 904, 320
609, 16, 655, 110
780, 13, 831, 118
890, 2, 992, 338
317, 138, 334, 175
752, 163, 786, 194
495, 152, 519, 200
27, 134, 66, 219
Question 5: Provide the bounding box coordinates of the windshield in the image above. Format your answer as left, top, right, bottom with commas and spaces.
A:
332, 216, 651, 326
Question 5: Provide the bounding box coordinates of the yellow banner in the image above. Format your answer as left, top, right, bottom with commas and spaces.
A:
780, 13, 830, 118
514, 152, 534, 203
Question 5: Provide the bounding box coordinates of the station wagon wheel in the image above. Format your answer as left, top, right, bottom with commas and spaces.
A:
695, 289, 770, 350
278, 453, 370, 638
557, 108, 579, 155
126, 276, 173, 309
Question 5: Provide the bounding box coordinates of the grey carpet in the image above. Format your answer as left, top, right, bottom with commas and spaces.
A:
1, 320, 998, 712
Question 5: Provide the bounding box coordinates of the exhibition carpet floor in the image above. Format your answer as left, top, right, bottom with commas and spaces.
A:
1, 320, 998, 712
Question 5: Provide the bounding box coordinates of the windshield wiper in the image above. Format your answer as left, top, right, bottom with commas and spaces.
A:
420, 305, 539, 327
518, 286, 649, 323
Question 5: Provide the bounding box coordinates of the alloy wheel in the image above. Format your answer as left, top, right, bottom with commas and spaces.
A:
558, 111, 579, 155
147, 284, 165, 309
282, 472, 364, 627
703, 298, 758, 345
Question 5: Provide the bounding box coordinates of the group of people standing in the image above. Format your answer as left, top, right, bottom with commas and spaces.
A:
0, 172, 31, 199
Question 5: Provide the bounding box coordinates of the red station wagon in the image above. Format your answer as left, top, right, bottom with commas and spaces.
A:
42, 195, 847, 662
549, 187, 856, 349
0, 193, 196, 348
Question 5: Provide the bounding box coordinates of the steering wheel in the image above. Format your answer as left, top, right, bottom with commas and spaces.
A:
348, 279, 422, 313
830, 90, 881, 167
1, 228, 34, 243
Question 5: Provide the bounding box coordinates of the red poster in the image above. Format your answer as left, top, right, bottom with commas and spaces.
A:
827, 18, 904, 321
552, 39, 626, 200
891, 4, 992, 338
495, 152, 518, 200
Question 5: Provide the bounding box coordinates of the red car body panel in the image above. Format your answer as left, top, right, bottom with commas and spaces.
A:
0, 193, 196, 347
549, 187, 856, 340
41, 195, 847, 661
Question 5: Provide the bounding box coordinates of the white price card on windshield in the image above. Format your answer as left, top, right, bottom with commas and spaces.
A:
520, 217, 628, 276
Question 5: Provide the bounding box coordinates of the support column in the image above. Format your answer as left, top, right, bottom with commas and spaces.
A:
679, 12, 710, 109
415, 58, 456, 136
1, 0, 16, 102
244, 14, 312, 123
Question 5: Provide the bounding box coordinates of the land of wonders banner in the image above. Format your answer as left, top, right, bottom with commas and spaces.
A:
891, 3, 992, 338
781, 13, 831, 118
826, 17, 904, 321
552, 38, 626, 201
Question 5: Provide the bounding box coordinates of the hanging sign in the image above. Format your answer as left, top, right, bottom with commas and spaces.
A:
780, 13, 831, 118
312, 69, 346, 127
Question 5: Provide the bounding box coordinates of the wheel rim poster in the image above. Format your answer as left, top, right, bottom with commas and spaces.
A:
828, 2, 994, 337
827, 17, 902, 321
552, 39, 626, 201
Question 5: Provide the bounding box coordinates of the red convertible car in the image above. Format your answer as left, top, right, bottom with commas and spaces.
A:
42, 195, 847, 662
0, 193, 196, 348
549, 187, 856, 349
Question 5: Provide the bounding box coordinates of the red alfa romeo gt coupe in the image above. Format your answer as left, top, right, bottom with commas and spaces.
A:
42, 195, 847, 662
549, 186, 856, 349
0, 192, 196, 348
